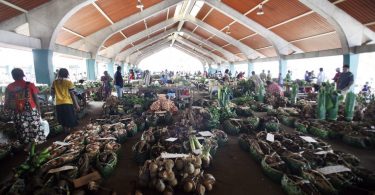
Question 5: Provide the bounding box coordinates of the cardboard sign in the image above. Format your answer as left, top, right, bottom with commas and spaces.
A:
266, 133, 274, 142
198, 131, 213, 137
98, 137, 117, 141
314, 150, 333, 155
300, 136, 318, 143
48, 165, 76, 174
161, 152, 189, 159
54, 141, 70, 146
317, 165, 351, 175
165, 138, 178, 142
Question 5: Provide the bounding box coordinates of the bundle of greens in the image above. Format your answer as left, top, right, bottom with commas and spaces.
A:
325, 83, 341, 121
290, 83, 298, 105
316, 86, 326, 120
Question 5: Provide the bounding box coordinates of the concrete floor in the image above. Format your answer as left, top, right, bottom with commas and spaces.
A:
0, 101, 374, 195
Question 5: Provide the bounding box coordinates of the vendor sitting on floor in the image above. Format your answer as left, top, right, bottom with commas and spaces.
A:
266, 80, 284, 97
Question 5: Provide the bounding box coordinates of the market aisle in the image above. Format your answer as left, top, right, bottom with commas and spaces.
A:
205, 136, 284, 195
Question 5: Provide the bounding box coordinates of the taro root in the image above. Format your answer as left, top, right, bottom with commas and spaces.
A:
281, 174, 320, 195
302, 169, 337, 195
261, 153, 287, 182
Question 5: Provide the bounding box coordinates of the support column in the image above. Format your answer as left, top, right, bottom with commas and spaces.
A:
247, 60, 254, 78
343, 53, 359, 90
86, 59, 97, 81
278, 57, 288, 79
107, 61, 114, 77
120, 62, 125, 75
229, 62, 235, 76
32, 49, 54, 85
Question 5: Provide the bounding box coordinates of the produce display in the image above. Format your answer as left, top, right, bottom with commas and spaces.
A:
239, 131, 375, 194
2, 75, 375, 195
0, 115, 138, 194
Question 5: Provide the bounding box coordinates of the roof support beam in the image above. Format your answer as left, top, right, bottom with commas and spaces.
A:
181, 29, 241, 61
174, 46, 210, 65
69, 0, 182, 57
175, 36, 226, 62
174, 42, 214, 64
0, 29, 41, 49
132, 41, 171, 65
0, 0, 28, 13
299, 0, 375, 53
116, 28, 176, 61
185, 15, 264, 59
204, 0, 303, 56
96, 18, 179, 58
171, 0, 196, 46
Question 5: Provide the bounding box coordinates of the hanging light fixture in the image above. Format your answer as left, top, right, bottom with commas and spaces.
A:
225, 25, 231, 35
257, 4, 264, 15
136, 0, 144, 9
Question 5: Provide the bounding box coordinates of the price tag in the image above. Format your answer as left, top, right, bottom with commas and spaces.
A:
300, 136, 318, 143
317, 165, 351, 175
160, 152, 189, 159
48, 165, 76, 174
165, 138, 178, 142
266, 133, 274, 142
54, 141, 70, 146
198, 131, 213, 137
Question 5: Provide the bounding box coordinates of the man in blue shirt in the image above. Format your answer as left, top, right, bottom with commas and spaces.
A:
337, 64, 354, 94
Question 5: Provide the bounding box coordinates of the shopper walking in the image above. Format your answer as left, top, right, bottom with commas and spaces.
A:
250, 71, 263, 92
266, 70, 272, 81
260, 70, 266, 82
315, 67, 326, 91
52, 68, 80, 134
4, 68, 46, 149
114, 66, 124, 98
101, 71, 113, 100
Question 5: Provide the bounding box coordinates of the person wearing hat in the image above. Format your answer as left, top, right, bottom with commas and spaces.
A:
332, 67, 341, 88
337, 64, 354, 95
4, 68, 46, 149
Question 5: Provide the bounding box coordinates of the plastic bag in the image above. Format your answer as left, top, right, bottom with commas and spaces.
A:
40, 118, 50, 137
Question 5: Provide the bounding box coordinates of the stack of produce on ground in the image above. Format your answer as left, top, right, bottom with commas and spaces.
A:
0, 114, 139, 194
238, 131, 375, 194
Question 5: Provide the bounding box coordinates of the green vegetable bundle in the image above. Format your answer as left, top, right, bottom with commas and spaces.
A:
257, 84, 266, 103
316, 87, 326, 120
290, 83, 298, 105
344, 92, 356, 121
325, 83, 341, 121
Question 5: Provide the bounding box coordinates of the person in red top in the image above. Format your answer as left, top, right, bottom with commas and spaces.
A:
266, 80, 284, 97
4, 68, 46, 148
332, 68, 341, 88
129, 69, 135, 80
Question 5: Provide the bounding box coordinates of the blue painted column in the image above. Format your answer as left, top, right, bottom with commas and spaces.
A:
343, 53, 359, 90
207, 65, 212, 74
107, 61, 114, 77
247, 60, 254, 78
32, 49, 54, 85
86, 59, 97, 81
279, 57, 288, 79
